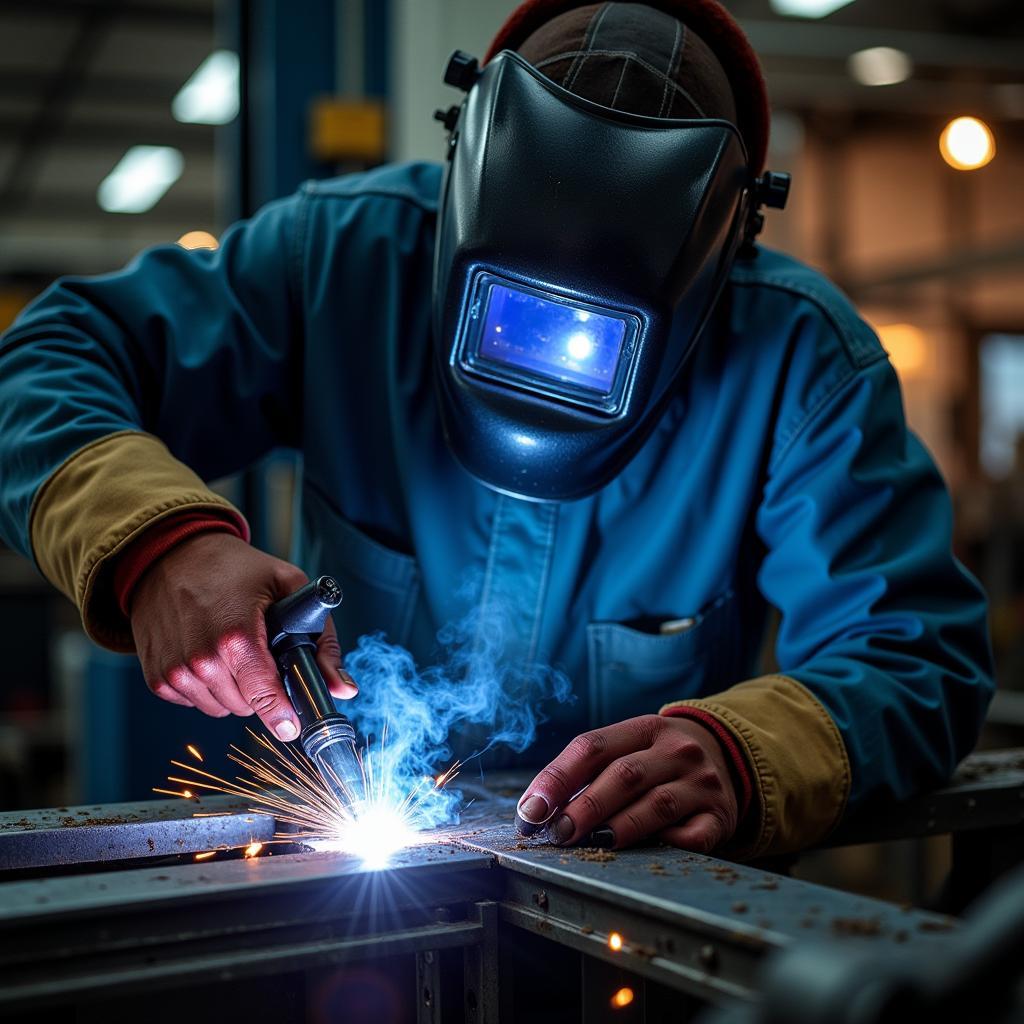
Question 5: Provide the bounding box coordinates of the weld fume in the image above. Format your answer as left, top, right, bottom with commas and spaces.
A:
343, 599, 571, 829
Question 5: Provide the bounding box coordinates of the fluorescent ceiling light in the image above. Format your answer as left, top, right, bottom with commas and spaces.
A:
172, 50, 240, 125
97, 146, 184, 213
848, 46, 913, 87
770, 0, 856, 17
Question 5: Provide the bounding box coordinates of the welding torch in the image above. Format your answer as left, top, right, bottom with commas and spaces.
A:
265, 577, 365, 808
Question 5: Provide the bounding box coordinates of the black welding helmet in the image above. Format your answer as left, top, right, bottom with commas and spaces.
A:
431, 1, 788, 502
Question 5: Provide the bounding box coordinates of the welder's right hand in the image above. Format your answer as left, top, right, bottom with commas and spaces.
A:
129, 532, 358, 740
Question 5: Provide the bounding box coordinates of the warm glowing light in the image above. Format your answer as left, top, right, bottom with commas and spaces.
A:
194, 850, 216, 861
177, 230, 219, 250
940, 117, 995, 171
875, 323, 928, 377
611, 987, 635, 1009
186, 744, 203, 761
182, 790, 193, 799
848, 46, 912, 87
567, 332, 594, 360
244, 841, 263, 858
340, 804, 418, 869
608, 931, 624, 952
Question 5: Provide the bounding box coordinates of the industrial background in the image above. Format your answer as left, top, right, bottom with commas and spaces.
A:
0, 1, 1023, 1020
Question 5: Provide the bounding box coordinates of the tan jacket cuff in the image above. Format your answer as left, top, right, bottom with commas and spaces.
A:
661, 674, 851, 859
29, 431, 248, 652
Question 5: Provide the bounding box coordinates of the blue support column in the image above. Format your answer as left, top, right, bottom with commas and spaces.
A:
217, 0, 344, 555
247, 0, 339, 210
363, 0, 390, 100
221, 0, 339, 219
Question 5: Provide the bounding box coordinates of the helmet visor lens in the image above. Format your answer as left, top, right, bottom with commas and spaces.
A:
460, 274, 640, 413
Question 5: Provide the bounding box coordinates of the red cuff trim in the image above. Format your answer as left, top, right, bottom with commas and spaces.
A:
114, 512, 246, 616
661, 705, 753, 819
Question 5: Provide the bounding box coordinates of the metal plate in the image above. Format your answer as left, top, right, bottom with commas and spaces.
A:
0, 795, 275, 870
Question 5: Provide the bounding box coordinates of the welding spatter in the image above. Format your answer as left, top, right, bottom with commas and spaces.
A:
265, 577, 366, 809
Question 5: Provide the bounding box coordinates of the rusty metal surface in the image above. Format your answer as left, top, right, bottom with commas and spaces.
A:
0, 769, 981, 1010
448, 779, 962, 1002
0, 795, 276, 871
5, 748, 1019, 874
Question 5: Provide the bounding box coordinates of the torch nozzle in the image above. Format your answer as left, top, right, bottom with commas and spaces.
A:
301, 716, 366, 808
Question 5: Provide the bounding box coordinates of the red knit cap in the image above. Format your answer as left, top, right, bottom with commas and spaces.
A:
485, 0, 770, 171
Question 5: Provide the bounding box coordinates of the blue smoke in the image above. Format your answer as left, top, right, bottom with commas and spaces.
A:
342, 598, 572, 828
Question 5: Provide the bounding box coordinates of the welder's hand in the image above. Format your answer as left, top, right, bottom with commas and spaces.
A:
517, 715, 738, 852
129, 532, 358, 740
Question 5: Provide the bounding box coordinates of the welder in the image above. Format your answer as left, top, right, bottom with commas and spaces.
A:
0, 1, 993, 859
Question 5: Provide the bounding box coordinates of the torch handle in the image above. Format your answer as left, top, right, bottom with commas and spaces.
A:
275, 643, 337, 732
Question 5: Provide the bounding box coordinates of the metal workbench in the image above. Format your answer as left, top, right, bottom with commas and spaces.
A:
1, 751, 1022, 1023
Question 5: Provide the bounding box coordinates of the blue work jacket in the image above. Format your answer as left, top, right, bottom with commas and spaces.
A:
0, 161, 994, 823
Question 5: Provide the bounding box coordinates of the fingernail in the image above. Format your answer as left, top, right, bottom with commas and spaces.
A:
274, 719, 298, 741
339, 668, 359, 691
518, 794, 549, 823
547, 814, 574, 846
588, 826, 615, 849
515, 794, 552, 837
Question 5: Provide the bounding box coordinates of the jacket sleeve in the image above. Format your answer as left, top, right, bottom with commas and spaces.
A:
0, 191, 305, 650
664, 352, 994, 859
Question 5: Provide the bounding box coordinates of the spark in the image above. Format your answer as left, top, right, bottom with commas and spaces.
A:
194, 850, 216, 861
187, 744, 203, 761
608, 931, 623, 952
611, 987, 634, 1009
157, 733, 461, 870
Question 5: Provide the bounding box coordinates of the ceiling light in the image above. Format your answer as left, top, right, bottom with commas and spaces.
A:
97, 146, 184, 213
770, 0, 855, 18
177, 230, 219, 250
939, 116, 996, 171
848, 47, 913, 87
172, 50, 240, 125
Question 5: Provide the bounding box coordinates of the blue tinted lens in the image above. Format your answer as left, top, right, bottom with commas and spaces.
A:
478, 283, 626, 395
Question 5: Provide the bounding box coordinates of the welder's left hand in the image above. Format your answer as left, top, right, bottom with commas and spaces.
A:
517, 715, 738, 852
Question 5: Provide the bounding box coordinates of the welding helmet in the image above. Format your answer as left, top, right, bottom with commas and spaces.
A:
432, 0, 789, 502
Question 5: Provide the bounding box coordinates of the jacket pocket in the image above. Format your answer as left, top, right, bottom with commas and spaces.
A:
586, 590, 736, 727
300, 486, 421, 650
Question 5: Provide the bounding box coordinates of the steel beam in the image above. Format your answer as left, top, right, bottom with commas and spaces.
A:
0, 844, 497, 1009
826, 749, 1024, 846
0, 1, 212, 28
0, 115, 214, 152
844, 239, 1024, 297
739, 19, 1024, 74
458, 821, 960, 1006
